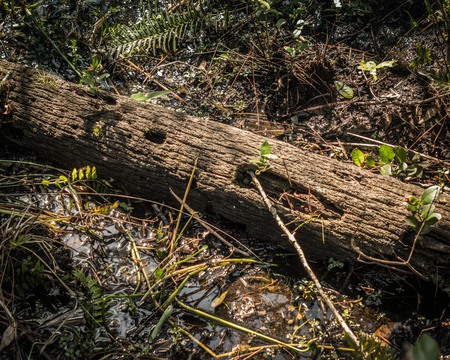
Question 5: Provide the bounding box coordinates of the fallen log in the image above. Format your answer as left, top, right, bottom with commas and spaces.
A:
0, 60, 449, 279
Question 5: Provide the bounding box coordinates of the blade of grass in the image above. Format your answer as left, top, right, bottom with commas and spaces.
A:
169, 158, 198, 254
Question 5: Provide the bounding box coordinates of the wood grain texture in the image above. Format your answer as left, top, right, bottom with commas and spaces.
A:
1, 60, 449, 278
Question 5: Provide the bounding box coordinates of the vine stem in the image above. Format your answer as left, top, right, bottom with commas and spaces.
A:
248, 170, 360, 349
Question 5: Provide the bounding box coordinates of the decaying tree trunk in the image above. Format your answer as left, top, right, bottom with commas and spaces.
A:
1, 60, 449, 278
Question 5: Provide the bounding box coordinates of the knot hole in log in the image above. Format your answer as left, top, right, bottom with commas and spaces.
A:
144, 127, 167, 144
235, 164, 343, 220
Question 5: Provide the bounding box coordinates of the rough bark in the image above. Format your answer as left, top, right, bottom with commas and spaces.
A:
1, 60, 449, 279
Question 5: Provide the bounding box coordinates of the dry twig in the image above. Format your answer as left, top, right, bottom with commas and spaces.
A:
248, 171, 360, 348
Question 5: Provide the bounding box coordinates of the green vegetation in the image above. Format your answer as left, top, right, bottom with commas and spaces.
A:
351, 145, 430, 178
250, 140, 278, 174
1, 0, 449, 358
404, 185, 441, 235
357, 60, 397, 81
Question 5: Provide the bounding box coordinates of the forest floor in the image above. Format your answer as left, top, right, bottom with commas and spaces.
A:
1, 0, 450, 359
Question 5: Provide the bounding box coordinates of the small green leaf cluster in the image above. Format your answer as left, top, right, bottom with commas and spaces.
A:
378, 145, 428, 178
351, 145, 429, 178
404, 186, 441, 235
81, 56, 110, 95
357, 60, 396, 80
410, 43, 432, 69
251, 140, 279, 175
71, 166, 97, 182
353, 334, 394, 360
351, 148, 375, 168
42, 166, 97, 188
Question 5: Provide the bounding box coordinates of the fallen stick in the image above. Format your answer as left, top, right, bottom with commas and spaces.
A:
248, 170, 360, 348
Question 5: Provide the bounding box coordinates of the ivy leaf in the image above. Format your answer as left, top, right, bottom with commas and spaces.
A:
351, 148, 365, 167
421, 186, 440, 205
379, 145, 395, 164
335, 81, 354, 99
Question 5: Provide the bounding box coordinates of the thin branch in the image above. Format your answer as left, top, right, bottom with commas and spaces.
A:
248, 171, 360, 348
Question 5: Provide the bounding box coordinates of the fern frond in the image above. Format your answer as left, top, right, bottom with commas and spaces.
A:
108, 2, 228, 57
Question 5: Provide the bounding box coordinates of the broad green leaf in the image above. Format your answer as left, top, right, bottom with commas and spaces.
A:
394, 146, 408, 163
91, 166, 97, 179
421, 186, 440, 205
411, 334, 440, 360
42, 179, 50, 186
335, 81, 354, 99
425, 212, 441, 225
379, 145, 395, 164
380, 164, 392, 176
405, 215, 420, 228
78, 169, 84, 181
421, 204, 435, 219
86, 166, 91, 179
260, 140, 271, 157
59, 175, 68, 184
351, 148, 365, 167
